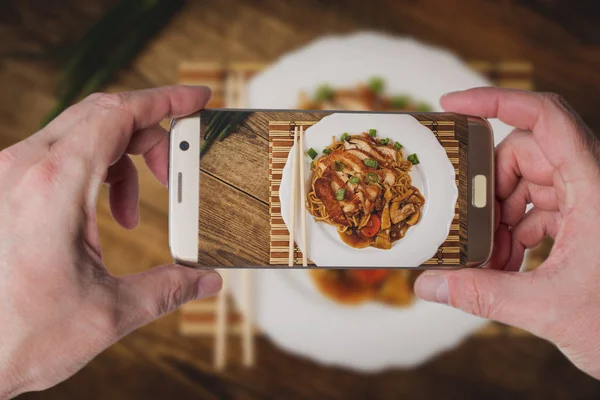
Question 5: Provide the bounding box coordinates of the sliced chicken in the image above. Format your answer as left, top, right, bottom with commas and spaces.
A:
376, 169, 396, 186
341, 196, 361, 215
324, 150, 369, 175
344, 148, 371, 163
343, 141, 358, 150
323, 167, 361, 216
323, 168, 347, 192
378, 146, 397, 163
314, 178, 349, 226
365, 185, 380, 201
348, 139, 387, 165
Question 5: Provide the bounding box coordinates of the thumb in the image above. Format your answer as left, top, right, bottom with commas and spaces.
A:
415, 269, 546, 335
114, 265, 222, 336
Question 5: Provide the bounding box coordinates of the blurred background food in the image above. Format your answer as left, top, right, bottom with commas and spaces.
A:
297, 78, 433, 111
309, 269, 422, 306
1, 0, 599, 399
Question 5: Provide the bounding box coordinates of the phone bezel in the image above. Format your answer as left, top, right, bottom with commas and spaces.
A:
168, 114, 200, 267
466, 116, 495, 267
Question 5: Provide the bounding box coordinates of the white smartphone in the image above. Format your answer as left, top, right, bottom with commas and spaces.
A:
168, 109, 494, 269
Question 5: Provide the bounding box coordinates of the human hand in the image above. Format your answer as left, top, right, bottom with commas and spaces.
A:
0, 86, 222, 398
415, 87, 600, 379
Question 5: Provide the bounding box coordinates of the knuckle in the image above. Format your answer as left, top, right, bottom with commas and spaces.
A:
85, 91, 135, 131
86, 92, 125, 109
541, 92, 599, 157
24, 156, 60, 187
52, 149, 89, 181
542, 92, 566, 107
58, 102, 86, 122
23, 149, 87, 189
0, 148, 14, 170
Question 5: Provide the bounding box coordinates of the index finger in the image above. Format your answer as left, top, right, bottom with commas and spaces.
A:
60, 85, 211, 170
441, 87, 597, 179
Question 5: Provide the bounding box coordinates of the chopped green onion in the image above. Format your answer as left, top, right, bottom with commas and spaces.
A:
340, 132, 350, 142
310, 160, 315, 169
367, 172, 379, 183
394, 142, 403, 150
391, 95, 410, 109
334, 161, 345, 172
415, 102, 432, 112
323, 148, 332, 155
407, 153, 420, 165
369, 128, 377, 137
349, 176, 360, 184
380, 138, 390, 145
335, 188, 346, 201
363, 158, 378, 168
368, 76, 385, 94
314, 84, 334, 102
307, 148, 318, 159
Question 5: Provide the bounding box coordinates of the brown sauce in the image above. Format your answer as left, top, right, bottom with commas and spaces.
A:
337, 230, 373, 248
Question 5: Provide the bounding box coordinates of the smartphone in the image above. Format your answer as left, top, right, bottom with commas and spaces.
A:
169, 110, 493, 269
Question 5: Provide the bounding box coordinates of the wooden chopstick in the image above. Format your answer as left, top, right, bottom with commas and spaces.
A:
214, 67, 240, 371
214, 269, 228, 370
214, 67, 256, 370
224, 72, 234, 108
299, 126, 308, 266
288, 126, 299, 266
241, 269, 254, 366
236, 70, 247, 107
235, 68, 255, 366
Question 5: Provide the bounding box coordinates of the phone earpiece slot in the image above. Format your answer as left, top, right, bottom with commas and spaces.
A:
178, 172, 183, 204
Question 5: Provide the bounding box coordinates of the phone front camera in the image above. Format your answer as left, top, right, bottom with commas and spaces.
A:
179, 141, 190, 151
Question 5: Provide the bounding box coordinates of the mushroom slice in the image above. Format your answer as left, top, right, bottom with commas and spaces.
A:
391, 202, 416, 224
405, 210, 421, 226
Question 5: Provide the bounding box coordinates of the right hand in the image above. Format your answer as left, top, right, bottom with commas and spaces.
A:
415, 87, 600, 379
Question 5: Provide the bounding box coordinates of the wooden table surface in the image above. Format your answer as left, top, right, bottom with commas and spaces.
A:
2, 0, 600, 398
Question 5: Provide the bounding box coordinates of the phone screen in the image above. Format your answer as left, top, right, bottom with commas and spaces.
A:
197, 110, 472, 269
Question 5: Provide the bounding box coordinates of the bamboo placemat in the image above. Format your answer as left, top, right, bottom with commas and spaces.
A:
179, 59, 534, 339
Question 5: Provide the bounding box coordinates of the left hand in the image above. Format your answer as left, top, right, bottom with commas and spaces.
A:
0, 85, 222, 398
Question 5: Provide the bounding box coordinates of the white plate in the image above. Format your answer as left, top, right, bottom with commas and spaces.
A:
279, 113, 458, 267
228, 32, 519, 372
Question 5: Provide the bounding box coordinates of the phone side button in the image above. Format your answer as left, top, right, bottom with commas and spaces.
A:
472, 175, 487, 208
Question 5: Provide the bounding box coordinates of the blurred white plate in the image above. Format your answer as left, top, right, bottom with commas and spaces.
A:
279, 113, 458, 267
228, 32, 517, 372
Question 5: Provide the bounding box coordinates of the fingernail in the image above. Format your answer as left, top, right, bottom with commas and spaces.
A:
415, 272, 449, 304
196, 272, 222, 299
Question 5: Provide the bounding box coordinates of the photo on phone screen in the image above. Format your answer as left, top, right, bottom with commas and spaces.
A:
193, 110, 490, 269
